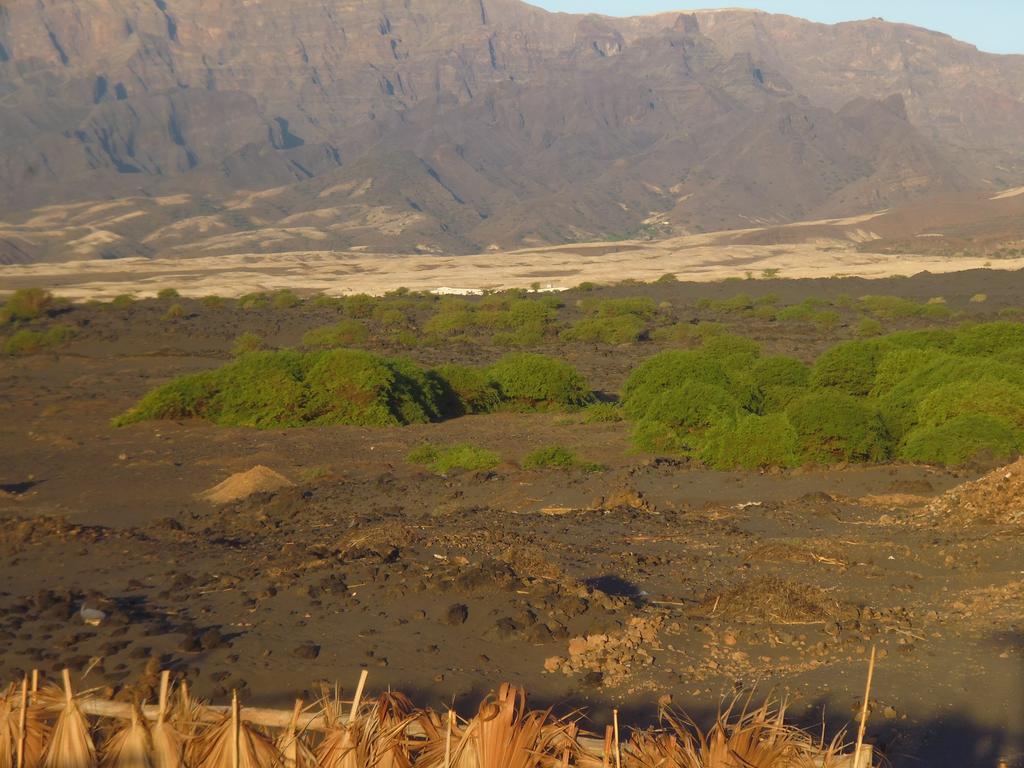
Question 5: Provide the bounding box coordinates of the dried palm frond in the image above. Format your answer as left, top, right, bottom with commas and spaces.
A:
150, 673, 183, 768
99, 709, 152, 768
193, 694, 282, 768
274, 702, 315, 768
42, 671, 97, 768
624, 698, 854, 768
0, 683, 19, 768
0, 679, 49, 768
429, 684, 574, 768
361, 693, 420, 768
315, 687, 361, 768
176, 681, 212, 768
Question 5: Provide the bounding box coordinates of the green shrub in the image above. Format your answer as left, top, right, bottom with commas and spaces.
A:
201, 295, 225, 309
785, 391, 891, 464
232, 331, 266, 356
272, 290, 301, 310
582, 403, 624, 423
622, 350, 731, 418
649, 321, 726, 344
2, 288, 55, 322
857, 295, 950, 320
345, 294, 377, 318
114, 350, 449, 429
407, 443, 501, 473
855, 317, 884, 338
696, 294, 755, 314
700, 413, 799, 469
561, 314, 647, 344
433, 364, 502, 416
308, 294, 346, 310
302, 320, 369, 348
872, 349, 1024, 439
951, 322, 1024, 357
578, 297, 656, 319
751, 356, 810, 390
522, 445, 599, 471
810, 340, 884, 397
425, 306, 477, 335
632, 382, 738, 456
238, 292, 269, 310
900, 414, 1019, 466
488, 353, 591, 409
163, 303, 185, 320
3, 324, 76, 355
914, 378, 1024, 432
700, 334, 761, 369
157, 288, 180, 300
642, 381, 738, 425
759, 384, 810, 414
656, 273, 679, 283
373, 307, 409, 327
110, 294, 135, 309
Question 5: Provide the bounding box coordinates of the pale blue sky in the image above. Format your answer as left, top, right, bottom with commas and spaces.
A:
527, 1, 1023, 54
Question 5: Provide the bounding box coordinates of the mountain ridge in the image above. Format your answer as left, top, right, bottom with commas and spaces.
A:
1, 0, 1022, 262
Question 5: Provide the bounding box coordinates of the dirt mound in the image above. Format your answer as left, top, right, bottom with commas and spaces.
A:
200, 466, 294, 504
925, 458, 1024, 525
701, 576, 844, 625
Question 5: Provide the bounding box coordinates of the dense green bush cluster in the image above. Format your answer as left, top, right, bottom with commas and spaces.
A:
425, 295, 561, 346
561, 296, 656, 344
624, 321, 1024, 468
302, 320, 370, 348
115, 350, 591, 429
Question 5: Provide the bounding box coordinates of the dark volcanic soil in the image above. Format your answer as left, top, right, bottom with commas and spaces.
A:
2, 271, 1024, 768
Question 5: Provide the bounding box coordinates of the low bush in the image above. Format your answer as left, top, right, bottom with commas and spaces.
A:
622, 350, 731, 418
232, 331, 266, 356
857, 295, 951, 321
582, 402, 624, 423
110, 294, 135, 309
113, 349, 450, 429
899, 414, 1019, 466
238, 292, 270, 310
695, 293, 756, 314
302, 320, 370, 348
4, 324, 77, 356
1, 288, 56, 323
201, 295, 225, 309
700, 413, 799, 470
488, 353, 591, 409
272, 290, 301, 310
855, 317, 884, 338
163, 303, 185, 320
578, 297, 656, 319
157, 288, 180, 300
521, 445, 600, 471
560, 314, 647, 344
632, 381, 739, 457
810, 340, 884, 397
750, 356, 810, 391
433, 364, 502, 416
786, 391, 891, 464
407, 443, 501, 473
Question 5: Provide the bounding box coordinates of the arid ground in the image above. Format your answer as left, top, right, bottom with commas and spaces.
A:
2, 270, 1024, 767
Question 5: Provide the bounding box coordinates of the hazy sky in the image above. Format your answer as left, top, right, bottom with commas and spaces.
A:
528, 1, 1023, 54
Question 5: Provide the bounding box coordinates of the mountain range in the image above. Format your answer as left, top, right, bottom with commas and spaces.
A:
1, 0, 1024, 263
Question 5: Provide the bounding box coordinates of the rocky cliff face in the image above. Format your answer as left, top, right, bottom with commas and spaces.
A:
0, 1, 1020, 261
